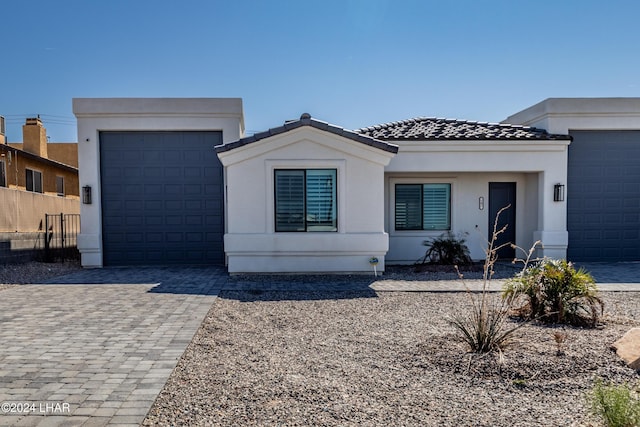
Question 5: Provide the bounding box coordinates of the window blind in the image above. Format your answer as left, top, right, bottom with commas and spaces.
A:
275, 170, 305, 231
423, 184, 450, 230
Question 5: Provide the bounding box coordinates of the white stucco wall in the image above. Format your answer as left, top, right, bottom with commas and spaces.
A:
73, 98, 244, 268
385, 172, 535, 263
384, 140, 570, 263
217, 126, 395, 273
505, 98, 640, 134
505, 98, 640, 262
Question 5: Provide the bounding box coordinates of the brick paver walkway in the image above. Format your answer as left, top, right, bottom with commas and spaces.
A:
0, 267, 225, 427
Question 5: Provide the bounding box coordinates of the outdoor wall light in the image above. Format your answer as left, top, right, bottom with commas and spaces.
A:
478, 196, 484, 210
553, 184, 565, 202
82, 185, 92, 204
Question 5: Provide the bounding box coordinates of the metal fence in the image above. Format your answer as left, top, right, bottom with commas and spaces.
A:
44, 213, 81, 262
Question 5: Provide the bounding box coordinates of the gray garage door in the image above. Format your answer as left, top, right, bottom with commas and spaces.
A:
100, 131, 224, 266
568, 130, 640, 261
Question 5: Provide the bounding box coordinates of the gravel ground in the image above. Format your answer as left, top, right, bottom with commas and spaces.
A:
0, 261, 81, 290
143, 285, 640, 426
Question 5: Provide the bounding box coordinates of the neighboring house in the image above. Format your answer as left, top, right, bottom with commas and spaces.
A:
73, 97, 640, 272
0, 117, 80, 262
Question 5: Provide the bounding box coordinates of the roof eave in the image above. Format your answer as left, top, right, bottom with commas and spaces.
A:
216, 115, 398, 154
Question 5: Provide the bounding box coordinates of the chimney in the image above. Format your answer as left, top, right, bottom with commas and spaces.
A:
22, 117, 48, 158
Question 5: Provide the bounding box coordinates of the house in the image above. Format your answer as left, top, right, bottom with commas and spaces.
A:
217, 114, 569, 273
73, 97, 640, 272
0, 117, 80, 262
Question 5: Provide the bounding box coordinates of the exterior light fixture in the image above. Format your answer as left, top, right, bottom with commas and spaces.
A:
478, 196, 484, 210
82, 185, 92, 204
553, 184, 565, 202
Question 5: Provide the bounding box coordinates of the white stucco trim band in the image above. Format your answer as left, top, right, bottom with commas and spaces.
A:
224, 232, 389, 273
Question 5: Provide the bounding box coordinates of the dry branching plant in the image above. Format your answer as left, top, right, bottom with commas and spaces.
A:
449, 206, 528, 355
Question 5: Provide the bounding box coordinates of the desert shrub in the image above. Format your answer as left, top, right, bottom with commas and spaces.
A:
503, 258, 604, 327
589, 379, 640, 427
420, 232, 472, 265
449, 295, 518, 353
449, 206, 524, 353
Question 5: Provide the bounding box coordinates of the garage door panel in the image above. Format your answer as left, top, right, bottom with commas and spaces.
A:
165, 167, 181, 178
205, 199, 222, 210
103, 216, 123, 227
185, 200, 202, 210
124, 234, 143, 244
185, 216, 202, 226
143, 151, 163, 162
146, 232, 163, 243
164, 199, 182, 210
625, 182, 640, 192
186, 233, 204, 242
100, 131, 224, 266
166, 216, 183, 225
204, 167, 220, 178
144, 200, 163, 210
568, 130, 640, 261
184, 184, 202, 194
144, 215, 164, 228
143, 167, 163, 178
163, 150, 181, 161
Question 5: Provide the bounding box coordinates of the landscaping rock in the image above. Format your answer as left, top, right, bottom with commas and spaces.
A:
611, 327, 640, 370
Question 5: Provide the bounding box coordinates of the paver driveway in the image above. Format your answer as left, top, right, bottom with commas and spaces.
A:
0, 266, 226, 427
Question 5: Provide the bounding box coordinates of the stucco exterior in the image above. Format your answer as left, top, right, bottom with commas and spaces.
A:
505, 98, 640, 134
507, 98, 640, 262
217, 126, 396, 273
384, 140, 570, 263
73, 98, 244, 268
72, 97, 579, 272
10, 143, 79, 168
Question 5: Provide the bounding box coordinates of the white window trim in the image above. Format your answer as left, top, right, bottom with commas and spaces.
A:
389, 177, 457, 237
265, 159, 346, 234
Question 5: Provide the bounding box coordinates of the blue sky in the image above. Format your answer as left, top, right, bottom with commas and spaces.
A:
2, 0, 640, 142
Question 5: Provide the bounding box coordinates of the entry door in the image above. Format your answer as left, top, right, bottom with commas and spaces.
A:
489, 182, 516, 260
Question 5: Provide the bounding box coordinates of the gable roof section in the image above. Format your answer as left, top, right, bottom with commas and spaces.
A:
356, 117, 571, 141
215, 113, 399, 154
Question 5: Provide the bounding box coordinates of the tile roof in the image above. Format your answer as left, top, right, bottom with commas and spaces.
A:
356, 117, 571, 141
215, 113, 399, 154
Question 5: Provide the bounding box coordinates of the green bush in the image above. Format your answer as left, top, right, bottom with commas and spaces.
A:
503, 258, 604, 327
420, 232, 472, 265
589, 379, 640, 427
